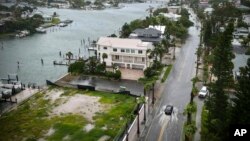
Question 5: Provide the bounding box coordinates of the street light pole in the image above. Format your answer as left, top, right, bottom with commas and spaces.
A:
152, 83, 155, 105
143, 88, 147, 122
136, 98, 140, 134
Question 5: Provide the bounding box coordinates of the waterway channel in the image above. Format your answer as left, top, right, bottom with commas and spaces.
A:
0, 2, 249, 86
0, 2, 162, 85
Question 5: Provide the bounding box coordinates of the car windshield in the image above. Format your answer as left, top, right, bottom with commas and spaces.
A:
166, 106, 172, 110
200, 90, 207, 93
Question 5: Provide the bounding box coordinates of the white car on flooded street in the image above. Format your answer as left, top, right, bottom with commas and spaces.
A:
198, 86, 209, 98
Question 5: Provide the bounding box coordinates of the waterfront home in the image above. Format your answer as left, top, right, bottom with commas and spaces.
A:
0, 11, 12, 17
129, 28, 163, 43
243, 14, 250, 26
49, 1, 70, 9
199, 0, 210, 8
232, 0, 241, 7
167, 5, 181, 14
95, 37, 154, 70
148, 25, 166, 35
233, 27, 250, 38
204, 7, 214, 15
43, 14, 52, 22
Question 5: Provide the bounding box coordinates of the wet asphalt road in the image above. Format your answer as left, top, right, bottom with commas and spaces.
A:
145, 9, 201, 141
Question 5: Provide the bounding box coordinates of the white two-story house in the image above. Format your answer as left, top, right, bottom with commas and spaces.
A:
96, 37, 154, 70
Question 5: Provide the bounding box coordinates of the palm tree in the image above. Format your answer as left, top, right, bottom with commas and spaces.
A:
138, 77, 152, 122
146, 48, 154, 67
161, 39, 170, 53
111, 63, 116, 72
102, 53, 108, 64
171, 37, 176, 60
153, 43, 165, 63
138, 76, 157, 105
66, 51, 73, 62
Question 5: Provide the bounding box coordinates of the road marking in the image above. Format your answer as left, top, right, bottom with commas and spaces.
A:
157, 117, 169, 141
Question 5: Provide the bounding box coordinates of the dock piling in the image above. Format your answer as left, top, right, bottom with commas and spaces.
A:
41, 58, 44, 65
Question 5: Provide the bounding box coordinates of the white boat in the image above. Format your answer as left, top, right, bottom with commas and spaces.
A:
36, 27, 46, 33
232, 39, 241, 46
16, 30, 30, 38
58, 23, 67, 27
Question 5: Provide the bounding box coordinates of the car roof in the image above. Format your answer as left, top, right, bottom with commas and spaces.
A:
201, 86, 207, 91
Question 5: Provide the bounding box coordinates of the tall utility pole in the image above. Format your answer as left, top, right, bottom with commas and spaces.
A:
152, 83, 155, 105
172, 37, 176, 60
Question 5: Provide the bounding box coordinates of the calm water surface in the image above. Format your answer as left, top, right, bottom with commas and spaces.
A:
0, 2, 161, 85
0, 2, 248, 85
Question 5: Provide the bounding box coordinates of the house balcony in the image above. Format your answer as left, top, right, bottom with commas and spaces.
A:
134, 61, 145, 64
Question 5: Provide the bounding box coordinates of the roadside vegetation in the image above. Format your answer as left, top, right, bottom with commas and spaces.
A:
0, 87, 137, 141
195, 1, 250, 141
161, 65, 173, 83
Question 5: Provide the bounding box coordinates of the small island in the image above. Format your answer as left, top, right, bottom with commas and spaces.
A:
0, 4, 72, 38
5, 0, 144, 10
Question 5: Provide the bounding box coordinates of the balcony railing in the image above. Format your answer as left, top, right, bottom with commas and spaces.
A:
134, 61, 145, 64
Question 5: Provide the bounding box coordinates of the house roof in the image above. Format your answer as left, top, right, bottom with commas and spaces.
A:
148, 25, 166, 34
160, 12, 181, 21
97, 37, 152, 49
236, 27, 249, 32
204, 7, 214, 13
132, 28, 161, 37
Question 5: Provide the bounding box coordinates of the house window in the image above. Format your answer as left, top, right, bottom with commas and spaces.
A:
126, 49, 130, 53
121, 49, 125, 52
113, 48, 117, 52
131, 49, 135, 53
115, 55, 119, 60
103, 47, 107, 50
142, 58, 145, 62
138, 50, 143, 54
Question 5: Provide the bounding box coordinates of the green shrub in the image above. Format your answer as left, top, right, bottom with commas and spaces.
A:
153, 8, 168, 16
144, 67, 157, 78
201, 106, 209, 141
161, 65, 172, 83
96, 63, 106, 75
105, 70, 121, 80
113, 70, 121, 80
68, 61, 85, 74
245, 47, 250, 55
184, 121, 197, 140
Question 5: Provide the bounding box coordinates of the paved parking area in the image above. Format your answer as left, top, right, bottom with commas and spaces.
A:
106, 68, 144, 80
119, 68, 144, 80
70, 76, 144, 96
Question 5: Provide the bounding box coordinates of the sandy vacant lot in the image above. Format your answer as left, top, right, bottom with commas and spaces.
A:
45, 90, 108, 121
0, 87, 136, 141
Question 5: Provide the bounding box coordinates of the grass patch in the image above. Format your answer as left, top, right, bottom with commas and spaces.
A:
201, 106, 209, 141
52, 17, 60, 24
0, 88, 136, 141
161, 65, 173, 83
